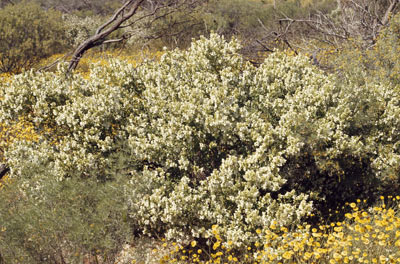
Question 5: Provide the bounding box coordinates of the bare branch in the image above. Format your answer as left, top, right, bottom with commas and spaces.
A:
102, 36, 129, 44
38, 52, 73, 72
256, 39, 273, 52
68, 0, 146, 72
95, 0, 136, 35
381, 0, 399, 26
266, 0, 399, 56
67, 0, 204, 73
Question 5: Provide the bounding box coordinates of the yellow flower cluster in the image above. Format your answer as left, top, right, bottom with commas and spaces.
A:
0, 72, 12, 85
257, 199, 400, 263
0, 174, 10, 189
75, 49, 164, 79
153, 197, 400, 264
36, 49, 165, 80
157, 225, 242, 264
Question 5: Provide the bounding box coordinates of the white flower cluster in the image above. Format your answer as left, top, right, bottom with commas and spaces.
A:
2, 33, 399, 247
1, 61, 139, 179
125, 35, 320, 244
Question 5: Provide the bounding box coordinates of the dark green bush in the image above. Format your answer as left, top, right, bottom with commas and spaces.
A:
0, 170, 132, 264
0, 1, 67, 73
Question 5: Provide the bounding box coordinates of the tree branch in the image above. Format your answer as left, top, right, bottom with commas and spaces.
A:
0, 164, 9, 180
381, 0, 399, 26
68, 0, 145, 72
95, 0, 136, 35
67, 0, 203, 73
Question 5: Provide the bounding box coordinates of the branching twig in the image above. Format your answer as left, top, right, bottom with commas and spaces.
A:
37, 52, 73, 72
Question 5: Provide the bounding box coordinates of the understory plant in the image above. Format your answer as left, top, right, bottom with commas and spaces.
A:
0, 171, 132, 264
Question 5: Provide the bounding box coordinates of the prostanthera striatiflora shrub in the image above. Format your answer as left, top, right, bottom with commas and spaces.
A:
1, 33, 399, 248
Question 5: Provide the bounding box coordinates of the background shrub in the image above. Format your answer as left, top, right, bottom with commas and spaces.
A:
0, 1, 67, 73
365, 11, 400, 86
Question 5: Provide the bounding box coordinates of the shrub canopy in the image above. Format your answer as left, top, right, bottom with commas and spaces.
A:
1, 33, 399, 247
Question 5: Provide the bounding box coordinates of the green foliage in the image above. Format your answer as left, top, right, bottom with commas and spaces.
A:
0, 1, 67, 73
0, 170, 132, 264
202, 0, 275, 39
368, 12, 400, 86
326, 14, 400, 189
0, 0, 123, 16
58, 0, 123, 17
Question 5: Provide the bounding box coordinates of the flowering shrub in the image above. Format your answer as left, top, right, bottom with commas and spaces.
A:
1, 33, 399, 251
126, 35, 323, 244
0, 59, 139, 179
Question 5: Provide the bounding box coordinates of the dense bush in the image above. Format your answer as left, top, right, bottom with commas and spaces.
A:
0, 171, 132, 264
1, 33, 399, 251
0, 1, 67, 73
0, 34, 314, 247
